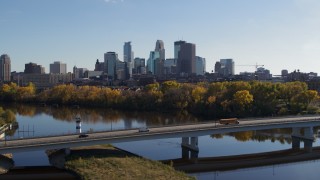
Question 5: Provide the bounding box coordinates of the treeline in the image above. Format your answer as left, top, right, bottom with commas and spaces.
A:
0, 107, 16, 126
0, 81, 319, 118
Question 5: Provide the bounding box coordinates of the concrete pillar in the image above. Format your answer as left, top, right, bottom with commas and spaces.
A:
304, 140, 313, 153
292, 136, 301, 150
181, 137, 190, 159
292, 127, 301, 137
191, 137, 198, 147
304, 127, 314, 140
182, 146, 189, 159
190, 150, 199, 159
190, 137, 199, 152
182, 137, 189, 146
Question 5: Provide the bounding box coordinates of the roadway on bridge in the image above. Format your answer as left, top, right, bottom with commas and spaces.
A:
1, 116, 320, 154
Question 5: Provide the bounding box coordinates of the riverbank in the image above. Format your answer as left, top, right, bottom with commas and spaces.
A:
61, 145, 194, 180
1, 145, 194, 179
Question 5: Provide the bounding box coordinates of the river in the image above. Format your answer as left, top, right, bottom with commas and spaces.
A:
2, 103, 320, 180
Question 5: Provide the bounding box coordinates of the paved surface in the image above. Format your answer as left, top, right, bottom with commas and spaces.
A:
1, 116, 320, 153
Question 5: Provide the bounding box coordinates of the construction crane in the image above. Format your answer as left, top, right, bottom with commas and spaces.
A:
236, 63, 264, 71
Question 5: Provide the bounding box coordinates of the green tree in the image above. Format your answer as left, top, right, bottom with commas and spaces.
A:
161, 81, 180, 93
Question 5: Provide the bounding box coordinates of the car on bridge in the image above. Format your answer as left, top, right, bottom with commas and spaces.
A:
79, 134, 89, 138
219, 118, 239, 125
138, 127, 149, 132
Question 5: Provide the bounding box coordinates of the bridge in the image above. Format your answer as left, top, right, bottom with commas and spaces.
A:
0, 116, 320, 154
162, 146, 320, 173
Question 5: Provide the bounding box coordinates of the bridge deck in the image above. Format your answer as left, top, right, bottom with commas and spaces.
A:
0, 116, 320, 154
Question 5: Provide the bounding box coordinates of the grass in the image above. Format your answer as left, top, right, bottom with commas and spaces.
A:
64, 145, 195, 180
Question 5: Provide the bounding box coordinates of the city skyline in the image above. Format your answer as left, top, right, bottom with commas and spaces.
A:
1, 0, 320, 74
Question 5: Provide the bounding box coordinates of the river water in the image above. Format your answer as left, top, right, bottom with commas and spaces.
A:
2, 104, 320, 180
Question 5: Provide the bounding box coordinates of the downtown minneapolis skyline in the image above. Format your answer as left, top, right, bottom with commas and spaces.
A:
1, 0, 320, 75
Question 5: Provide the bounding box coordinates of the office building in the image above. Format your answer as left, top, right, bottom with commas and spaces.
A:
0, 54, 11, 82
164, 58, 177, 75
196, 56, 206, 76
94, 59, 104, 71
133, 58, 146, 74
73, 66, 88, 79
50, 61, 67, 74
124, 42, 133, 77
124, 42, 133, 63
177, 42, 196, 76
216, 59, 234, 77
174, 40, 186, 59
147, 51, 160, 74
24, 62, 45, 74
104, 52, 118, 79
22, 73, 73, 89
155, 40, 165, 61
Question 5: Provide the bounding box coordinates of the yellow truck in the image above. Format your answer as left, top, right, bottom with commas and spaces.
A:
219, 118, 239, 125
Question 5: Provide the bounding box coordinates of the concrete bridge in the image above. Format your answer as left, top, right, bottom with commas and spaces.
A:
162, 146, 320, 173
0, 116, 320, 155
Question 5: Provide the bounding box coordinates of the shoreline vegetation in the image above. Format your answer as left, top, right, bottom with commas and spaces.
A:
53, 145, 195, 180
0, 81, 319, 119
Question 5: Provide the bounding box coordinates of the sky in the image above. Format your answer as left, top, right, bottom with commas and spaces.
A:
1, 0, 320, 75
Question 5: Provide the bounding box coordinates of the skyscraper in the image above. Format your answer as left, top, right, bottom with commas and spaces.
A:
124, 42, 133, 78
24, 62, 45, 74
133, 58, 146, 74
0, 54, 11, 82
123, 42, 133, 63
196, 56, 206, 75
177, 42, 196, 76
174, 40, 186, 59
147, 51, 160, 74
104, 52, 119, 79
50, 61, 67, 74
155, 40, 165, 61
219, 59, 235, 77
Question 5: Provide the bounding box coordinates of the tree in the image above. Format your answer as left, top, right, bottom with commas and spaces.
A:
232, 90, 253, 116
161, 81, 180, 93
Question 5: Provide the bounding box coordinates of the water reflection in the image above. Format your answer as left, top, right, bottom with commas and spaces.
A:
2, 103, 320, 180
211, 127, 320, 145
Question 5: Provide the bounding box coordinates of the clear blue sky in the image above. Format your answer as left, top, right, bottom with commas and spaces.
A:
1, 0, 320, 75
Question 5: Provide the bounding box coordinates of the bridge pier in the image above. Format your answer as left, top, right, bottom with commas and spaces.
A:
292, 136, 300, 150
64, 148, 71, 156
181, 137, 199, 159
291, 127, 315, 152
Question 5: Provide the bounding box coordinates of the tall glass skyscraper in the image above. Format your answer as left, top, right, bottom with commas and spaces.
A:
104, 52, 119, 79
124, 42, 133, 78
123, 42, 133, 63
